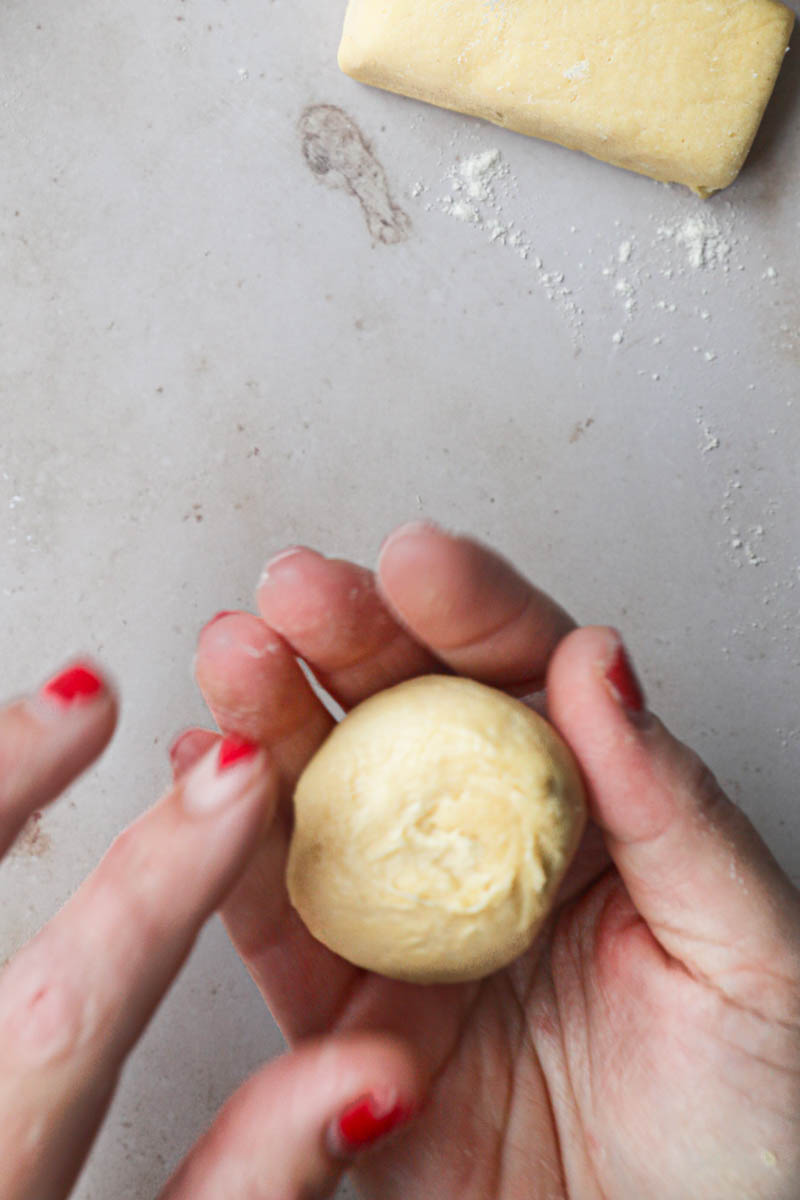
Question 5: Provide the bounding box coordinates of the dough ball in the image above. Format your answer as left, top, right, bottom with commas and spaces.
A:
287, 675, 586, 984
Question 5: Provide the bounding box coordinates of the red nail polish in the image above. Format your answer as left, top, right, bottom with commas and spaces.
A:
42, 664, 103, 705
336, 1095, 415, 1153
606, 641, 645, 713
217, 736, 259, 771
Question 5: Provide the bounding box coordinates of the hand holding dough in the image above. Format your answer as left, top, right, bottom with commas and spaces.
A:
287, 676, 586, 984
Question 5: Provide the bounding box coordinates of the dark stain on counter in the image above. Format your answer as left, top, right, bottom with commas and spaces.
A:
12, 811, 52, 859
299, 105, 411, 245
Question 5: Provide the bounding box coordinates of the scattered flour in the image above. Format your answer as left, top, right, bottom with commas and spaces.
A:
428, 146, 583, 338
457, 148, 504, 201
659, 212, 734, 270
696, 415, 720, 454
721, 479, 772, 569
406, 141, 787, 389
446, 197, 480, 223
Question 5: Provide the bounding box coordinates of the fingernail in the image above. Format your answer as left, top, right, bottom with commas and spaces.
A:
217, 736, 260, 771
329, 1094, 416, 1158
182, 737, 263, 815
605, 636, 646, 715
199, 610, 235, 636
41, 664, 104, 706
209, 610, 235, 626
258, 545, 309, 588
379, 519, 440, 556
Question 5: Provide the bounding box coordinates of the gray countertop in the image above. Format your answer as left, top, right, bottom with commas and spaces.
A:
1, 1, 799, 1195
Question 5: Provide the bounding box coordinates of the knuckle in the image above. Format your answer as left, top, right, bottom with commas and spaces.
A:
0, 944, 91, 1068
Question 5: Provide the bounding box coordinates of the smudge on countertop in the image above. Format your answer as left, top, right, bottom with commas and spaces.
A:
10, 810, 52, 860
299, 104, 411, 245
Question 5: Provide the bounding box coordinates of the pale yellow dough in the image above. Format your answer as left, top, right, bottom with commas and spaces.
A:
339, 0, 794, 195
287, 676, 586, 984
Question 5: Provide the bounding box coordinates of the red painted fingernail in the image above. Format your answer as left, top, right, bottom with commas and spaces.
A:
41, 664, 104, 705
605, 639, 646, 714
336, 1095, 415, 1154
217, 736, 260, 771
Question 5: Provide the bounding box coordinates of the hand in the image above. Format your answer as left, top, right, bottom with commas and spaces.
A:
0, 665, 423, 1200
190, 521, 800, 1199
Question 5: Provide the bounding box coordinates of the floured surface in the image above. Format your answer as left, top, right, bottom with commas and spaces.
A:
0, 0, 798, 1197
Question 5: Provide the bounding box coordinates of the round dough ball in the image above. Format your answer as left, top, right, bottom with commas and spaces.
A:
287, 675, 586, 984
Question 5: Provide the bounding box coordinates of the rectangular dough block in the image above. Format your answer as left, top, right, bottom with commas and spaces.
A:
339, 0, 795, 195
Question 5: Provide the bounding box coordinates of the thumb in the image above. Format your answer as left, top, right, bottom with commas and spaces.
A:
159, 1033, 422, 1200
547, 626, 800, 1014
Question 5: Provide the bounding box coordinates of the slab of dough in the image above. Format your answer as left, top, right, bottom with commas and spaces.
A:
287, 676, 586, 983
339, 0, 794, 195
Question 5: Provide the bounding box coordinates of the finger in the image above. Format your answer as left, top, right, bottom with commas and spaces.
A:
377, 521, 575, 691
194, 611, 332, 780
546, 626, 800, 1016
194, 612, 356, 1036
257, 547, 438, 709
0, 662, 116, 859
0, 736, 276, 1200
168, 728, 218, 779
160, 1033, 421, 1200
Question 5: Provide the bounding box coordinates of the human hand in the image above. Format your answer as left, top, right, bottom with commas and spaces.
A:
0, 664, 422, 1200
190, 521, 800, 1199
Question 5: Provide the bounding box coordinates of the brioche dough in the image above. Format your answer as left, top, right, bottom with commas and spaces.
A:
339, 0, 794, 195
287, 676, 586, 983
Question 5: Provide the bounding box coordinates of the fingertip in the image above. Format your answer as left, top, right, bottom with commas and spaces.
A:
255, 547, 338, 637
547, 625, 647, 727
546, 626, 663, 843
327, 1094, 418, 1160
168, 728, 219, 780
194, 611, 285, 697
257, 545, 315, 592
377, 518, 444, 560
376, 519, 448, 592
32, 658, 119, 747
0, 660, 118, 852
178, 734, 277, 823
160, 1032, 423, 1199
38, 657, 116, 705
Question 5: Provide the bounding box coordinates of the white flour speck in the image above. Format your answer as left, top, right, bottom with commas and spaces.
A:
564, 60, 589, 80
458, 148, 503, 201
666, 213, 733, 270
449, 199, 480, 223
